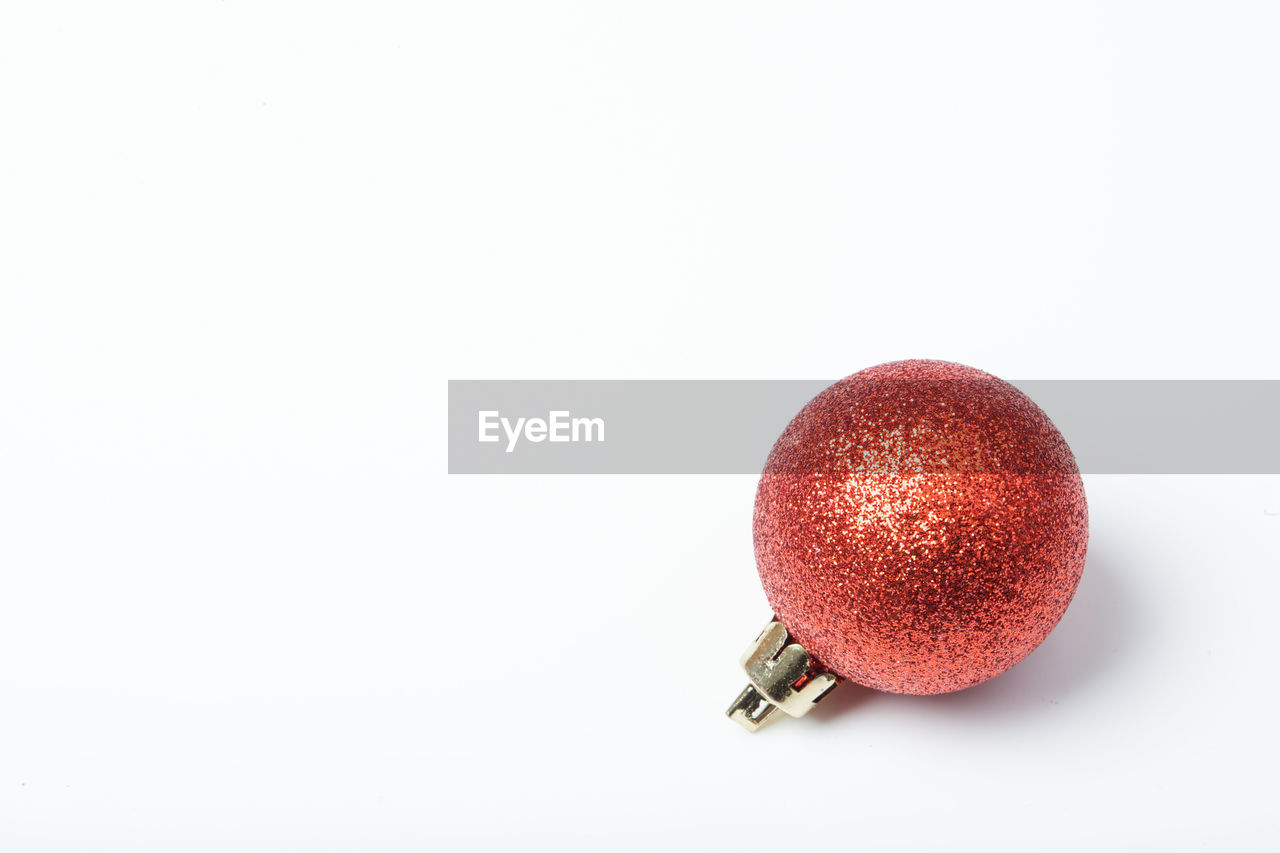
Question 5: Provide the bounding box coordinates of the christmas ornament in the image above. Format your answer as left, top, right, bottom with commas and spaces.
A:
727, 360, 1089, 731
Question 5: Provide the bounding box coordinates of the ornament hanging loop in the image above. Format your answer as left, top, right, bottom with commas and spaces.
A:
726, 617, 838, 732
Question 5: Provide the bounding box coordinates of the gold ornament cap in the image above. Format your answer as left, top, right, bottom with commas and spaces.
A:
726, 617, 839, 732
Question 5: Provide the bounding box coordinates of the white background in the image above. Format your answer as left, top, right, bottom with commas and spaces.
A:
2, 3, 1278, 851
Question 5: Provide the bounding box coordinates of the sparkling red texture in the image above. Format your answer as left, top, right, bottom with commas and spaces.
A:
753, 360, 1089, 695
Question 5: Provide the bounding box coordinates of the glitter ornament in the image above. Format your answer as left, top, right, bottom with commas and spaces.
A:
727, 360, 1089, 731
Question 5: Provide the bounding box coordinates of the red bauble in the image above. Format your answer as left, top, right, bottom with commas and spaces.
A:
754, 360, 1088, 694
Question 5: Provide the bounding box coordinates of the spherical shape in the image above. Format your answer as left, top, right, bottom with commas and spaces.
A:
753, 360, 1088, 695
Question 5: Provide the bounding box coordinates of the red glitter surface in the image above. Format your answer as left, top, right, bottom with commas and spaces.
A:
753, 360, 1089, 695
